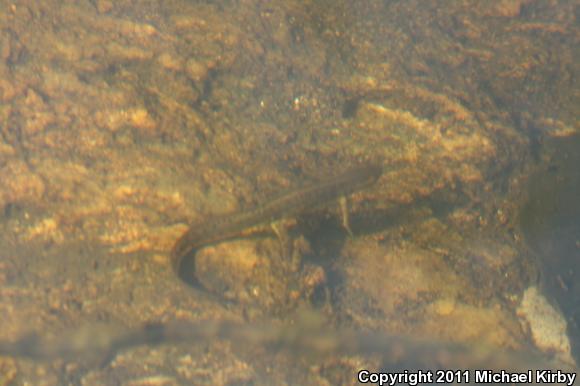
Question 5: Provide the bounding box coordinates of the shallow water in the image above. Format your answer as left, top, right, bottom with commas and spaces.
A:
521, 135, 580, 361
0, 0, 578, 384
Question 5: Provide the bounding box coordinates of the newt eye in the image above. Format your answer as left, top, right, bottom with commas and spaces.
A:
342, 97, 361, 118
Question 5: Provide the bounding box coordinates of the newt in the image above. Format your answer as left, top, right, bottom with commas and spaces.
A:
171, 163, 382, 285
